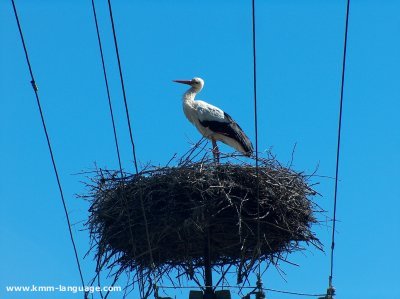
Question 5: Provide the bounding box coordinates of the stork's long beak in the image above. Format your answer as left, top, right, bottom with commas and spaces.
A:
173, 80, 192, 85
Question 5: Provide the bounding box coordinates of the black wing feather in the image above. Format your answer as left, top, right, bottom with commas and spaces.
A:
199, 112, 253, 155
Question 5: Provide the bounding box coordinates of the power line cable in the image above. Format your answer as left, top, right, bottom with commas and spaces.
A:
329, 0, 351, 291
10, 0, 86, 295
251, 0, 261, 280
90, 0, 123, 173
106, 0, 139, 174
105, 1, 156, 296
262, 287, 324, 297
90, 2, 149, 298
159, 284, 325, 297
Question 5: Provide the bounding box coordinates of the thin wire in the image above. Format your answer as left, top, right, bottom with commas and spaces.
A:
262, 287, 324, 297
251, 0, 261, 278
106, 0, 156, 291
329, 0, 351, 289
158, 285, 324, 297
90, 1, 150, 297
10, 0, 86, 294
106, 0, 139, 174
90, 0, 123, 173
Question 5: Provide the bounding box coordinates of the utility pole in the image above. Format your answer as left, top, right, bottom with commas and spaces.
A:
203, 225, 215, 299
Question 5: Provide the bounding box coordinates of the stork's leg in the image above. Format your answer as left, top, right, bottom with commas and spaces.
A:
212, 139, 220, 163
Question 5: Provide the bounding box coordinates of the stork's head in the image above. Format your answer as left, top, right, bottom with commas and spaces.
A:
173, 77, 204, 92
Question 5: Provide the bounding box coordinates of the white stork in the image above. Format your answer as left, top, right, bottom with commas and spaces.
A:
174, 77, 253, 162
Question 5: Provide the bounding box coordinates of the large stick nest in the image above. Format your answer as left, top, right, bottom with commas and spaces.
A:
84, 145, 322, 295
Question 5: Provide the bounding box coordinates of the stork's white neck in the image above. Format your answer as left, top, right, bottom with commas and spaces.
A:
183, 87, 198, 103
182, 87, 200, 125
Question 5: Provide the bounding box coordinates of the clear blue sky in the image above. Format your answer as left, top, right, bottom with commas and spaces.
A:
1, 0, 399, 298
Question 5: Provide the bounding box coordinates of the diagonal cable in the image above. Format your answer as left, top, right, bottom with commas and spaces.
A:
106, 0, 139, 174
329, 0, 351, 290
105, 0, 156, 294
10, 0, 86, 294
91, 0, 123, 173
90, 2, 146, 297
251, 0, 261, 278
